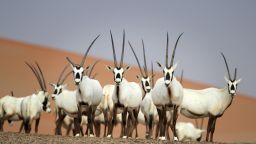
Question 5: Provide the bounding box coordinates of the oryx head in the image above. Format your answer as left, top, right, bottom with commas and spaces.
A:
66, 35, 100, 85
129, 40, 153, 93
107, 30, 130, 84
157, 32, 183, 86
221, 53, 242, 96
50, 64, 71, 100
26, 62, 51, 113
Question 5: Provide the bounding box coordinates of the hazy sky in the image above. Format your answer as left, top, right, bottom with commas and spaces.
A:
0, 1, 256, 97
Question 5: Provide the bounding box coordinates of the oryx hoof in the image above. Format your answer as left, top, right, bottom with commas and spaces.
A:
122, 136, 127, 139
158, 136, 166, 141
75, 133, 80, 137
107, 134, 112, 138
173, 136, 178, 141
89, 134, 95, 137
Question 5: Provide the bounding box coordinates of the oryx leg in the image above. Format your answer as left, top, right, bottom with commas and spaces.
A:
210, 117, 217, 142
107, 105, 117, 137
172, 105, 179, 140
0, 119, 4, 131
161, 106, 167, 140
127, 109, 136, 138
35, 117, 40, 133
206, 116, 214, 141
94, 120, 101, 137
144, 115, 149, 139
121, 107, 128, 138
24, 119, 32, 134
133, 109, 139, 138
66, 122, 72, 136
148, 114, 154, 139
103, 109, 108, 137
55, 113, 66, 135
156, 108, 162, 139
87, 106, 95, 136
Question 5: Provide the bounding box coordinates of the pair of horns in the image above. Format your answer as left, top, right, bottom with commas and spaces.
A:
128, 39, 148, 77
25, 62, 47, 92
66, 34, 100, 67
221, 52, 237, 81
110, 30, 125, 68
165, 32, 184, 68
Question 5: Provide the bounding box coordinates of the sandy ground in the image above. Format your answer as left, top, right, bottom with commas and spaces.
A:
0, 38, 256, 142
0, 132, 227, 144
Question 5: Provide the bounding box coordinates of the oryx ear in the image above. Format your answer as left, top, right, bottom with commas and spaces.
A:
106, 65, 113, 71
172, 62, 178, 70
224, 76, 229, 83
49, 83, 55, 87
125, 65, 131, 71
236, 78, 242, 84
150, 74, 155, 80
63, 83, 68, 89
136, 75, 141, 80
156, 61, 163, 69
85, 65, 91, 70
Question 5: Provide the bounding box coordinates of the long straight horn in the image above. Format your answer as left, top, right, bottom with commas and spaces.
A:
170, 32, 184, 67
35, 62, 47, 91
120, 30, 125, 67
128, 41, 145, 77
25, 62, 44, 91
180, 70, 184, 84
142, 39, 148, 76
57, 64, 69, 85
110, 30, 117, 67
88, 60, 100, 78
151, 62, 155, 87
80, 34, 100, 66
221, 52, 231, 80
166, 32, 169, 67
234, 68, 237, 81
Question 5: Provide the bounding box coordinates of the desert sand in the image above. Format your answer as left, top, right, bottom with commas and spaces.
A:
0, 38, 255, 142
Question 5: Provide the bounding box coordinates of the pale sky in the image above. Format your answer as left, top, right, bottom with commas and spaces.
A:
0, 1, 255, 97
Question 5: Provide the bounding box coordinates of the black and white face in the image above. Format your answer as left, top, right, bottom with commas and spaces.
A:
50, 83, 66, 100
141, 77, 151, 93
225, 78, 241, 96
158, 62, 177, 86
107, 65, 130, 84
163, 67, 175, 86
113, 67, 124, 83
71, 66, 84, 85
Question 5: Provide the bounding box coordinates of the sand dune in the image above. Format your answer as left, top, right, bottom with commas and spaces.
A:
0, 38, 255, 142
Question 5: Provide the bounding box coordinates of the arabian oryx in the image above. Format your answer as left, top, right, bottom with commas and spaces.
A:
128, 40, 157, 139
66, 35, 103, 137
18, 62, 51, 133
151, 33, 184, 141
106, 31, 142, 138
180, 53, 241, 142
50, 60, 100, 136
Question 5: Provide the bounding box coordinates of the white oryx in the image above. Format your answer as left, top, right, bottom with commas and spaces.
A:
66, 34, 103, 137
50, 64, 81, 135
151, 33, 184, 141
19, 62, 51, 133
176, 122, 205, 141
106, 31, 142, 138
128, 40, 157, 139
180, 53, 241, 142
51, 60, 100, 136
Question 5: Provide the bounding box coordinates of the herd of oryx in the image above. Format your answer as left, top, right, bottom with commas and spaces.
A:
0, 31, 241, 142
